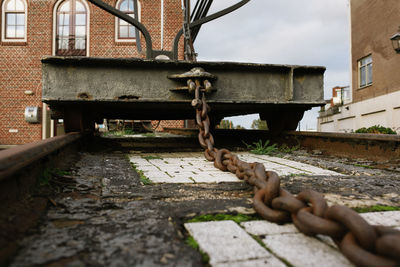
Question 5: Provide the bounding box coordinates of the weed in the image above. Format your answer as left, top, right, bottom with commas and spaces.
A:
142, 132, 156, 137
279, 144, 299, 154
187, 213, 261, 224
130, 162, 152, 185
102, 129, 137, 136
185, 236, 210, 264
353, 205, 400, 213
243, 140, 278, 155
38, 168, 52, 187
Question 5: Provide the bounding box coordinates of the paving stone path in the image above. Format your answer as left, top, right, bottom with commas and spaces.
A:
185, 212, 400, 267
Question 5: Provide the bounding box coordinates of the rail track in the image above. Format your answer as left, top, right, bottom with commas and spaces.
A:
1, 130, 399, 266
1, 130, 399, 199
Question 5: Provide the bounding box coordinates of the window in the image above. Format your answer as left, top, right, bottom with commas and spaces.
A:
115, 0, 139, 42
358, 55, 372, 88
1, 0, 27, 42
55, 0, 87, 56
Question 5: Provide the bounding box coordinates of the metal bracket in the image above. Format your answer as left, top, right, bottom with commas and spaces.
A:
168, 67, 217, 94
87, 0, 250, 60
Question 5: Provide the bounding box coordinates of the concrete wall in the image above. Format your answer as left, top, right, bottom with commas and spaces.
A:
0, 0, 184, 145
318, 0, 400, 133
318, 90, 400, 133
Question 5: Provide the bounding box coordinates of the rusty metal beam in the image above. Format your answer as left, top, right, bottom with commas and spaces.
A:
42, 57, 325, 121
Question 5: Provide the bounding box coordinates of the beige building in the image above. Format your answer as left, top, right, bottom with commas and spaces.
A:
318, 0, 400, 133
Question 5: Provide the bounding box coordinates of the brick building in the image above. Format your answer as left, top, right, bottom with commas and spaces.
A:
318, 0, 400, 133
0, 0, 184, 145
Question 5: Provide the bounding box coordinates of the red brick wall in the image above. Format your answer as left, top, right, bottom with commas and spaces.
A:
0, 0, 184, 145
153, 120, 184, 132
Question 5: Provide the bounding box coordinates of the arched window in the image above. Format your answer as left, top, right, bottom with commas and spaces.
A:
115, 0, 140, 42
55, 0, 88, 56
1, 0, 27, 42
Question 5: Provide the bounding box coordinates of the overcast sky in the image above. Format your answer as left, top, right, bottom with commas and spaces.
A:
192, 0, 350, 130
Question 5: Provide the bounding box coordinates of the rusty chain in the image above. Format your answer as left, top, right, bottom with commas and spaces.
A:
188, 77, 400, 267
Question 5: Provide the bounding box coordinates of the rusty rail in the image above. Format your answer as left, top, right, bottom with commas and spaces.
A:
162, 128, 400, 162
0, 132, 82, 181
283, 131, 400, 162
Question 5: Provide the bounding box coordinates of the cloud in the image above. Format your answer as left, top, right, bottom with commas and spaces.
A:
193, 0, 350, 129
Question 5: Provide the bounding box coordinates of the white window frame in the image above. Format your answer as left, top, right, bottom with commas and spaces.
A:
358, 55, 372, 88
52, 0, 90, 56
1, 0, 28, 42
115, 0, 141, 43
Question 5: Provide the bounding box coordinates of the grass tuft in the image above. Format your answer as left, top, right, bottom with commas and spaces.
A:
243, 140, 278, 155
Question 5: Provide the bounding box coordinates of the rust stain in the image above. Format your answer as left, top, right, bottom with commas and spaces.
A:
77, 93, 91, 99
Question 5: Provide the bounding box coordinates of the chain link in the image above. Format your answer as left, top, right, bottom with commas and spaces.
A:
190, 77, 400, 267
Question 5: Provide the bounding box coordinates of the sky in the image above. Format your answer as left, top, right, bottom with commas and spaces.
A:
192, 0, 350, 130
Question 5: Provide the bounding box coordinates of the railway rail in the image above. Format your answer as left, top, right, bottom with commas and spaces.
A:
163, 128, 400, 163
1, 130, 400, 266
1, 130, 399, 193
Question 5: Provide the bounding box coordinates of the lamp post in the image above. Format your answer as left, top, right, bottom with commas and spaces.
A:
391, 26, 400, 53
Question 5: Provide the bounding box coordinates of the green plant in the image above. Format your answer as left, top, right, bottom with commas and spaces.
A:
38, 168, 52, 187
244, 140, 278, 155
355, 125, 396, 135
353, 163, 374, 169
279, 144, 300, 154
251, 119, 268, 130
102, 129, 137, 136
142, 132, 156, 137
123, 129, 136, 135
353, 205, 400, 213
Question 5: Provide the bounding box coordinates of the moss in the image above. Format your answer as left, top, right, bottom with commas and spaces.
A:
187, 213, 261, 224
353, 163, 374, 169
185, 236, 210, 264
130, 162, 152, 185
353, 205, 400, 213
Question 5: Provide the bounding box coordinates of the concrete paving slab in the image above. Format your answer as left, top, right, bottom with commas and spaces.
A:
241, 221, 298, 235
360, 211, 400, 227
214, 258, 285, 267
184, 221, 276, 265
262, 233, 353, 267
129, 152, 342, 184
191, 174, 239, 183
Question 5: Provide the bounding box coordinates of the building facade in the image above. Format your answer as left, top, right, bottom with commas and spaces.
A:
0, 0, 184, 145
318, 0, 400, 133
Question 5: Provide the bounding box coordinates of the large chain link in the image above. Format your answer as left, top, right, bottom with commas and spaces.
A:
190, 78, 400, 267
